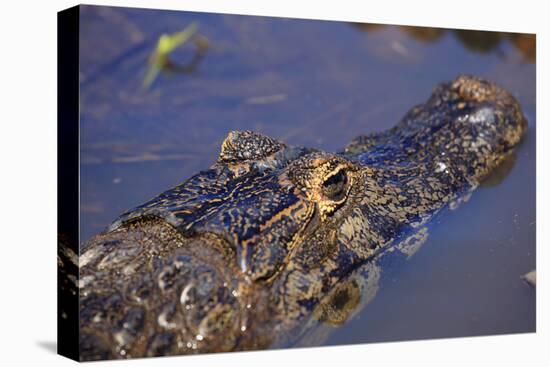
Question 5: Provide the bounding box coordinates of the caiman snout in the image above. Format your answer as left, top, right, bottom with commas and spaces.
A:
450, 74, 527, 151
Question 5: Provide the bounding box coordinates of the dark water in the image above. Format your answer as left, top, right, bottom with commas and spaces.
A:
79, 5, 536, 346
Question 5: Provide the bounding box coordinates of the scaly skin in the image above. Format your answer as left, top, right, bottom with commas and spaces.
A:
74, 75, 527, 360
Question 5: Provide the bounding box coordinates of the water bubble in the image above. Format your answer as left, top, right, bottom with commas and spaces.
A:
434, 161, 447, 173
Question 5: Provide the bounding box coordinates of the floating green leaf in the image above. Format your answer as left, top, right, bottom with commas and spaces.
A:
142, 22, 200, 89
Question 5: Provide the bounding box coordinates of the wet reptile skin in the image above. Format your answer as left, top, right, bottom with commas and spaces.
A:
72, 75, 527, 360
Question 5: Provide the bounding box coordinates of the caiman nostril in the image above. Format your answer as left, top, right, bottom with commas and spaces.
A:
451, 74, 499, 102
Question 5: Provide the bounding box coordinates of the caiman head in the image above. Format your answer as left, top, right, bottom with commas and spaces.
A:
112, 75, 526, 279
79, 75, 527, 358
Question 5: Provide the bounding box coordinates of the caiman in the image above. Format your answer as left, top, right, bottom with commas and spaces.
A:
60, 75, 527, 360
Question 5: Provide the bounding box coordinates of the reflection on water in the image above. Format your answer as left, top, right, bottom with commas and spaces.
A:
351, 23, 535, 61
79, 5, 535, 346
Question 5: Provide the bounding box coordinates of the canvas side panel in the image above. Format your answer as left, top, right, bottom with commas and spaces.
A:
57, 5, 80, 361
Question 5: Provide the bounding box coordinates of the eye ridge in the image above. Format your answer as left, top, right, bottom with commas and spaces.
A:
322, 170, 348, 200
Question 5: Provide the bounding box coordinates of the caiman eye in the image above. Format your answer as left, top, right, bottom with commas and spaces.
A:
322, 169, 348, 201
